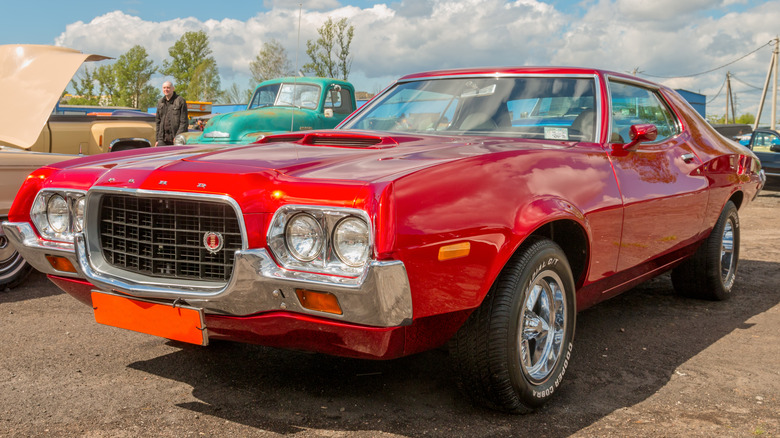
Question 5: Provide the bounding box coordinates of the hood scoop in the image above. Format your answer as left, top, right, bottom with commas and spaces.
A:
260, 131, 396, 148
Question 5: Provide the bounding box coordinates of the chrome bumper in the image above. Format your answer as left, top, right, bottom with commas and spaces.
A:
2, 221, 413, 328
1, 222, 84, 278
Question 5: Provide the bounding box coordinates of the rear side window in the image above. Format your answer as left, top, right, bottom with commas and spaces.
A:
608, 81, 679, 143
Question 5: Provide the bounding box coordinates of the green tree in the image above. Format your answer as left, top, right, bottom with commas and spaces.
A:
187, 57, 222, 102
250, 39, 293, 83
736, 113, 755, 125
162, 30, 221, 100
303, 17, 354, 80
709, 113, 756, 125
68, 67, 100, 105
95, 64, 120, 106
220, 82, 253, 105
114, 45, 158, 110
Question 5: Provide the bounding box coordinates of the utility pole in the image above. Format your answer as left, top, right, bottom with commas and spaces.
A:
755, 36, 779, 130
725, 72, 735, 123
775, 36, 779, 130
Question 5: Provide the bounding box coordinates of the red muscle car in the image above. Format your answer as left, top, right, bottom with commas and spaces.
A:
2, 67, 765, 413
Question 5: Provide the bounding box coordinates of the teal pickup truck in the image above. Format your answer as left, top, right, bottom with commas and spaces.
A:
180, 77, 357, 145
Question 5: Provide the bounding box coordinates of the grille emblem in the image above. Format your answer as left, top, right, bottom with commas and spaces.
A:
203, 232, 224, 253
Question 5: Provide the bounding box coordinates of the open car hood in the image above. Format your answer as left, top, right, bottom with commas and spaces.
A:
0, 44, 109, 149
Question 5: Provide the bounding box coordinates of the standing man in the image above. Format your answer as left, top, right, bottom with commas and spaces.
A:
155, 81, 188, 146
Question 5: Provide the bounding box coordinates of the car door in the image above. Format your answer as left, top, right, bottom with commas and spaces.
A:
606, 79, 710, 273
321, 86, 355, 129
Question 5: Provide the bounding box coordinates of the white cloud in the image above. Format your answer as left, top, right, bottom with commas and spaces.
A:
53, 0, 780, 119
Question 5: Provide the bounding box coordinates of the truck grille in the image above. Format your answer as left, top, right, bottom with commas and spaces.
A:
98, 194, 242, 282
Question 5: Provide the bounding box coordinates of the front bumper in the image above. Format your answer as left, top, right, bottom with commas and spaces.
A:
2, 221, 413, 328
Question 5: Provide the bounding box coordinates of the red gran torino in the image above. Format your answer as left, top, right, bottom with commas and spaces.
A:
3, 67, 765, 413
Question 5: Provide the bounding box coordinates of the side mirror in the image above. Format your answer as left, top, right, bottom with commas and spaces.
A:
616, 124, 657, 150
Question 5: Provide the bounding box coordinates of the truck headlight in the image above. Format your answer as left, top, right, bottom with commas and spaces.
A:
174, 134, 186, 145
285, 213, 324, 262
30, 190, 87, 242
333, 217, 369, 267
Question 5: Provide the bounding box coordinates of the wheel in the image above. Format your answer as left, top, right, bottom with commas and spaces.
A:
0, 222, 33, 290
671, 201, 739, 301
449, 237, 576, 413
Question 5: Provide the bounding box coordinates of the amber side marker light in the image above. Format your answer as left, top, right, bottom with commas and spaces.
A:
438, 242, 471, 261
46, 255, 77, 273
295, 289, 343, 315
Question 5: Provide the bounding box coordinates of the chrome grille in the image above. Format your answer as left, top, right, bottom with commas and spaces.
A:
99, 194, 242, 281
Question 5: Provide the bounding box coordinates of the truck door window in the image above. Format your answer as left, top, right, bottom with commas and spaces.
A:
326, 88, 355, 115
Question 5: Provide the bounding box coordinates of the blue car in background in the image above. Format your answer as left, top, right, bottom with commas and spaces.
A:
740, 128, 780, 185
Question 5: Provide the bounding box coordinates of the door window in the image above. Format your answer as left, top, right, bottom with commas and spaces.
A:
608, 81, 679, 143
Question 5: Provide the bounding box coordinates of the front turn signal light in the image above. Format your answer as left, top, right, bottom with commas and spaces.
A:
295, 289, 343, 315
46, 255, 77, 273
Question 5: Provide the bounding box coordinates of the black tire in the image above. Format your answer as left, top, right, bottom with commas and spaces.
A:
0, 223, 33, 290
449, 237, 576, 413
671, 201, 739, 301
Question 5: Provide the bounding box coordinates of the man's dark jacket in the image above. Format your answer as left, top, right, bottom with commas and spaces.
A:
156, 92, 188, 144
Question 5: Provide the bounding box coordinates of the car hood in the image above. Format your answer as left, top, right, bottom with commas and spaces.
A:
0, 45, 109, 149
199, 106, 316, 142
61, 131, 573, 185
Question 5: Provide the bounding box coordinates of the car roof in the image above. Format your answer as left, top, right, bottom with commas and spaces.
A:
396, 66, 652, 85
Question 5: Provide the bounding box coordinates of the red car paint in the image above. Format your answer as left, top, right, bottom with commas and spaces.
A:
7, 67, 763, 360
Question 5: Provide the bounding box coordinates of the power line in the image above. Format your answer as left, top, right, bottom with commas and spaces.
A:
640, 40, 774, 79
731, 74, 763, 90
706, 77, 727, 104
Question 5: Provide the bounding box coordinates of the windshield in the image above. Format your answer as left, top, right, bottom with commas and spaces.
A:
247, 83, 321, 110
341, 76, 597, 142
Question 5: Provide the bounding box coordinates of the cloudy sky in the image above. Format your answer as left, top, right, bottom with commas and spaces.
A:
3, 0, 779, 121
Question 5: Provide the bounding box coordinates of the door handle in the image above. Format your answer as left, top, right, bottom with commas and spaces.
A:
681, 153, 695, 163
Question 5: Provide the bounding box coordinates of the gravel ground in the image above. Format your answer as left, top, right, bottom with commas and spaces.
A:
1, 189, 778, 437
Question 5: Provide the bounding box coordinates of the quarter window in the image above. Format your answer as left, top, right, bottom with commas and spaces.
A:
608, 81, 679, 143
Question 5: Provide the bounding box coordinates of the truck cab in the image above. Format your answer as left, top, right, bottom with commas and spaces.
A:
186, 77, 356, 145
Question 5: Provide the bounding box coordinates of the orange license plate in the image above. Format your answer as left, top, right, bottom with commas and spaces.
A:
91, 291, 208, 346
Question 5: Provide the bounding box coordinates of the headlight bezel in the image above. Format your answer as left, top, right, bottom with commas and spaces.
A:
268, 205, 373, 277
30, 189, 87, 242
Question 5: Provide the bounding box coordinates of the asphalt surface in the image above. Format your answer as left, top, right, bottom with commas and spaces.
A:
1, 190, 778, 437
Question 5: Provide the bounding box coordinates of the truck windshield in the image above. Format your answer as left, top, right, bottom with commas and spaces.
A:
247, 83, 321, 110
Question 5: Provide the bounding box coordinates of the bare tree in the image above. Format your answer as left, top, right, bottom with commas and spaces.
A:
250, 39, 293, 83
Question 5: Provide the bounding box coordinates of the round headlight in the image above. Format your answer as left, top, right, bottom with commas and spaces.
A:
46, 194, 69, 233
333, 217, 369, 267
174, 134, 186, 145
73, 196, 86, 232
285, 213, 324, 262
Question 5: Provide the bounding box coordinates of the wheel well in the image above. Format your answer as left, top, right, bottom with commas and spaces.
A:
529, 220, 588, 286
109, 138, 152, 152
729, 190, 744, 209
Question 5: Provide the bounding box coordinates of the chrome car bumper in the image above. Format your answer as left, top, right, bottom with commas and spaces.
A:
2, 221, 413, 328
